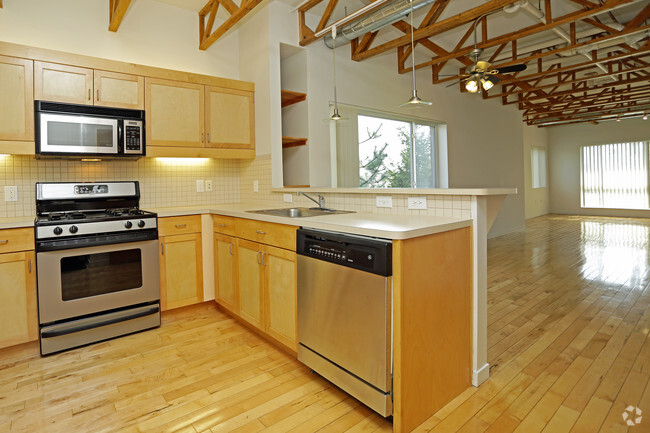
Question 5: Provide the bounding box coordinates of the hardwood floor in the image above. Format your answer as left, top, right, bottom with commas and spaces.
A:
1, 215, 649, 432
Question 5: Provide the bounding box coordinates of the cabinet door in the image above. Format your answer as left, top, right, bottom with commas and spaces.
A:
263, 245, 297, 350
34, 61, 93, 105
0, 251, 37, 349
205, 86, 254, 150
160, 233, 203, 311
0, 55, 34, 142
214, 233, 238, 313
94, 70, 144, 110
146, 77, 204, 148
237, 239, 263, 329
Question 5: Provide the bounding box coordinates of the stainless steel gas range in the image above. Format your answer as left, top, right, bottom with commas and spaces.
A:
34, 181, 161, 355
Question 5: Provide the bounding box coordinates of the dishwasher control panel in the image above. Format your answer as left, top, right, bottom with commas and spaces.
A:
297, 228, 392, 276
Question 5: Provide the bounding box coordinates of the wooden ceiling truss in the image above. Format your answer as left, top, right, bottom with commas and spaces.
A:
298, 0, 650, 126
199, 0, 264, 50
109, 0, 132, 32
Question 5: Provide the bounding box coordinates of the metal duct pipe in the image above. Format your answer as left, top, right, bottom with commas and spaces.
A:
323, 0, 435, 48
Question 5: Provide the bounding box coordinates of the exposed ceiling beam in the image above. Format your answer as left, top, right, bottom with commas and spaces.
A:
199, 0, 264, 50
108, 0, 132, 32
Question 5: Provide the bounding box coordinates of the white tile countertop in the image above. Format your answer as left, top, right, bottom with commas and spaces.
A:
152, 203, 472, 240
0, 203, 472, 240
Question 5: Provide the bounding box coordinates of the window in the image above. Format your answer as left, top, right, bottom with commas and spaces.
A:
531, 147, 547, 188
580, 141, 649, 209
357, 114, 436, 188
332, 104, 445, 188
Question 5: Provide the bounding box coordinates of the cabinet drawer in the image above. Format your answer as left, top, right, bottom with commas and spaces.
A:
212, 215, 236, 236
235, 219, 297, 251
0, 228, 34, 254
158, 215, 201, 236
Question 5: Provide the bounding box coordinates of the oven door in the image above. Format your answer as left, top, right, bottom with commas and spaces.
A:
38, 112, 119, 155
37, 239, 159, 324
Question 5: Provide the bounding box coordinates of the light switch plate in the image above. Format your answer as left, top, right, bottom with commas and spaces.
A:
408, 196, 427, 210
196, 180, 204, 193
376, 196, 393, 208
253, 180, 259, 193
4, 186, 17, 202
205, 180, 213, 192
283, 194, 293, 203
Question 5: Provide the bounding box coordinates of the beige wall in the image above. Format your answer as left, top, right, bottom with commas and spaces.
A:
548, 118, 650, 217
523, 124, 549, 219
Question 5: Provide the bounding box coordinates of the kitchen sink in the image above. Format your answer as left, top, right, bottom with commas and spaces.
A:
246, 207, 355, 218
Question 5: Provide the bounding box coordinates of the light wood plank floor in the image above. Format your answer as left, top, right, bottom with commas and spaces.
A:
2, 215, 649, 432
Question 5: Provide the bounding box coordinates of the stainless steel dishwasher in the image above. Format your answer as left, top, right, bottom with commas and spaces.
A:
296, 228, 393, 417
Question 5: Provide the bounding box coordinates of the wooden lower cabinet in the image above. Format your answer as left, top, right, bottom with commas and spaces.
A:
214, 217, 298, 352
159, 232, 203, 311
0, 249, 37, 349
213, 232, 238, 313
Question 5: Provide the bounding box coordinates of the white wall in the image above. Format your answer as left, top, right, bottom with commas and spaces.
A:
0, 0, 239, 78
523, 124, 549, 219
548, 118, 650, 217
268, 1, 526, 236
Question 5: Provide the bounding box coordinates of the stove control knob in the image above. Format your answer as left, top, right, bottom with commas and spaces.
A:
53, 227, 63, 235
125, 221, 133, 229
138, 220, 146, 228
69, 225, 78, 234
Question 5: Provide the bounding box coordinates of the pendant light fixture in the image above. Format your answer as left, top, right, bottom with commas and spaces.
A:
400, 0, 431, 108
329, 25, 343, 121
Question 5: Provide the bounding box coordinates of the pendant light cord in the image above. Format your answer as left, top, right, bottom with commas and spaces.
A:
333, 27, 338, 111
409, 0, 416, 93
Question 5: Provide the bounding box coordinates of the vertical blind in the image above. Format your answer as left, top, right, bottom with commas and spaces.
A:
581, 141, 649, 209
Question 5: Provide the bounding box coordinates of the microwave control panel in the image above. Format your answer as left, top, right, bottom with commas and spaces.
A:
123, 120, 144, 154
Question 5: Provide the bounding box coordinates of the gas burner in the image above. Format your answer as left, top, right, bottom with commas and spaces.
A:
49, 212, 64, 221
69, 212, 87, 220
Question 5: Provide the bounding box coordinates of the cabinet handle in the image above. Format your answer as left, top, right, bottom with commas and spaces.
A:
28, 258, 32, 273
97, 89, 100, 101
201, 132, 204, 143
161, 243, 165, 255
0, 239, 8, 245
88, 89, 91, 100
256, 251, 262, 264
218, 223, 226, 227
229, 243, 234, 255
261, 252, 268, 266
207, 133, 210, 142
175, 224, 187, 228
255, 230, 266, 235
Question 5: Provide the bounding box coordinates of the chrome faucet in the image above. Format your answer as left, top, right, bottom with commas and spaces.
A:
297, 191, 326, 209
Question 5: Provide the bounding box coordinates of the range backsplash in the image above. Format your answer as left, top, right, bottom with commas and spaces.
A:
0, 155, 240, 218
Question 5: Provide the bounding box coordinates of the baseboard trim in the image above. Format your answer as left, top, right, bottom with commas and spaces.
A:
472, 363, 490, 386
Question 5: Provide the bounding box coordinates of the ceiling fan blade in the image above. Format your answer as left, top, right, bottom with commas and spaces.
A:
446, 77, 471, 88
493, 64, 527, 74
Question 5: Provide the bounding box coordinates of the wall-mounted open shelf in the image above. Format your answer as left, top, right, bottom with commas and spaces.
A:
281, 89, 306, 107
282, 136, 308, 148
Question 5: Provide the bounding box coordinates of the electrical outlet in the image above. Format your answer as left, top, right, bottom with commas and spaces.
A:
376, 196, 393, 208
205, 180, 213, 192
4, 186, 17, 202
196, 180, 204, 193
253, 180, 259, 193
283, 193, 293, 203
408, 196, 427, 210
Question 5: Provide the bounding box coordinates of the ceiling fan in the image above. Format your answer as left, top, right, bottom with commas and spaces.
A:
446, 16, 527, 93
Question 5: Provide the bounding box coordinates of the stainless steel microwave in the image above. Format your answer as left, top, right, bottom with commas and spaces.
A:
35, 101, 145, 158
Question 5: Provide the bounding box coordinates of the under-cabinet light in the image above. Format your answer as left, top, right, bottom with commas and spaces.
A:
156, 157, 210, 165
81, 158, 102, 162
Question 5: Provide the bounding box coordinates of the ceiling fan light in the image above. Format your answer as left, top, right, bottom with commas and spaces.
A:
465, 78, 479, 93
480, 75, 501, 91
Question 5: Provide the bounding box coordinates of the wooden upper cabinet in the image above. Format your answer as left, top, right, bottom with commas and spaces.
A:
94, 70, 144, 110
205, 86, 254, 150
145, 77, 204, 148
0, 55, 33, 142
35, 61, 93, 105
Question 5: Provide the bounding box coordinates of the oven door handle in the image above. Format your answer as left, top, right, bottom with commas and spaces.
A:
41, 305, 160, 338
